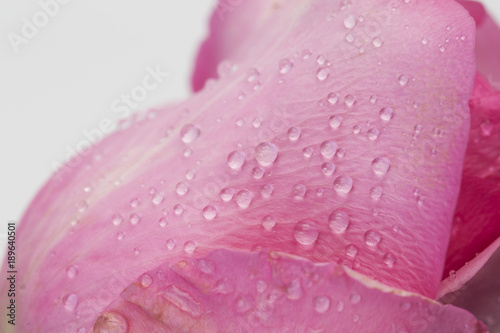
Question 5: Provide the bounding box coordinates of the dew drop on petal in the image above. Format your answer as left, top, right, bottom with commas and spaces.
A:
303, 147, 314, 158
345, 244, 359, 257
364, 230, 382, 246
327, 92, 339, 105
345, 94, 356, 107
287, 126, 301, 141
367, 128, 380, 141
139, 274, 152, 288
180, 124, 200, 144
344, 14, 357, 29
371, 157, 391, 175
292, 184, 307, 199
293, 220, 319, 246
329, 115, 343, 129
66, 265, 79, 279
329, 210, 350, 234
317, 68, 330, 81
262, 215, 277, 231
320, 140, 338, 159
350, 294, 361, 304
398, 75, 409, 86
255, 142, 279, 166
246, 68, 260, 82
202, 205, 218, 220
158, 217, 168, 227
220, 188, 235, 202
383, 253, 396, 268
176, 182, 190, 196
260, 184, 274, 199
174, 204, 184, 216
62, 293, 78, 311
321, 162, 336, 176
184, 241, 196, 254
166, 239, 176, 250
112, 214, 123, 226
314, 296, 331, 314
235, 189, 253, 208
370, 186, 383, 200
379, 107, 394, 121
372, 37, 383, 47
152, 193, 164, 205
227, 151, 246, 170
129, 214, 141, 225
279, 58, 293, 74
334, 176, 353, 194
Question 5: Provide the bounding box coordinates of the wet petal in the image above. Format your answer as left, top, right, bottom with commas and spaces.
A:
96, 249, 487, 332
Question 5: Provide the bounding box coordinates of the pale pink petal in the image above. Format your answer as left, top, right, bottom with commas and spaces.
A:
0, 0, 476, 331
95, 249, 487, 332
457, 0, 500, 89
444, 74, 500, 274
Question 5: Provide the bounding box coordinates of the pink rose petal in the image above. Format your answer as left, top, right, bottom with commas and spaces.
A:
95, 249, 487, 332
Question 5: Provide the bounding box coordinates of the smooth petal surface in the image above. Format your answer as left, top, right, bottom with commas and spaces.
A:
444, 74, 500, 274
1, 0, 476, 331
96, 249, 487, 332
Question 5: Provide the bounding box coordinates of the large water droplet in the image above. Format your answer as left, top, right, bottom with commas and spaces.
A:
372, 37, 383, 47
344, 14, 357, 29
184, 241, 196, 254
152, 193, 164, 205
66, 265, 79, 279
371, 157, 391, 175
235, 189, 253, 208
180, 124, 200, 144
314, 296, 331, 313
287, 126, 301, 141
279, 58, 293, 74
202, 205, 218, 220
62, 293, 78, 311
262, 215, 277, 231
334, 176, 353, 194
174, 204, 184, 216
364, 230, 381, 246
292, 184, 307, 199
227, 151, 246, 170
293, 220, 319, 246
220, 188, 235, 202
398, 75, 409, 86
176, 182, 189, 196
317, 68, 329, 81
345, 94, 356, 107
320, 140, 338, 159
327, 92, 339, 105
303, 147, 314, 158
329, 115, 343, 129
329, 210, 350, 233
379, 107, 394, 121
321, 162, 336, 176
255, 142, 279, 166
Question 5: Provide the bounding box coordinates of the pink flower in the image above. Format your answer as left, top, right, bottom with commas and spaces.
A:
2, 0, 499, 331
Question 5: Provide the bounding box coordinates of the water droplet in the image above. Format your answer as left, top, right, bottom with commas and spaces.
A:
316, 55, 327, 65
302, 49, 312, 59
345, 32, 355, 43
325, 93, 339, 106
383, 253, 396, 268
159, 217, 168, 227
139, 274, 152, 288
371, 157, 391, 175
256, 279, 268, 293
334, 176, 353, 194
185, 169, 195, 180
235, 189, 253, 208
227, 151, 246, 169
480, 119, 493, 137
262, 215, 277, 231
292, 184, 307, 199
236, 118, 245, 127
329, 115, 343, 129
117, 231, 124, 241
345, 244, 359, 257
202, 205, 218, 220
367, 128, 380, 141
321, 162, 336, 176
172, 204, 186, 218
370, 186, 383, 200
320, 140, 338, 159
152, 193, 164, 205
176, 182, 189, 196
439, 44, 446, 52
247, 68, 260, 82
449, 270, 457, 280
329, 210, 350, 233
252, 167, 265, 179
220, 188, 235, 202
252, 117, 263, 128
133, 247, 141, 255
112, 214, 123, 226
303, 147, 314, 158
344, 14, 357, 29
183, 148, 192, 157
286, 278, 303, 300
66, 265, 79, 279
421, 37, 429, 45
129, 213, 141, 225
398, 75, 409, 87
337, 300, 345, 312
345, 94, 356, 107
314, 296, 331, 313
260, 184, 274, 199
255, 142, 279, 166
379, 107, 394, 121
317, 68, 329, 81
129, 198, 140, 208
336, 148, 346, 158
63, 293, 78, 311
353, 125, 361, 134
279, 58, 293, 74
372, 37, 383, 47
184, 241, 196, 254
364, 230, 381, 246
293, 220, 319, 246
350, 294, 361, 304
166, 239, 176, 250
180, 124, 200, 144
287, 126, 302, 141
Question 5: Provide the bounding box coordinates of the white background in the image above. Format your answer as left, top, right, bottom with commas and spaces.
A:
0, 1, 499, 254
